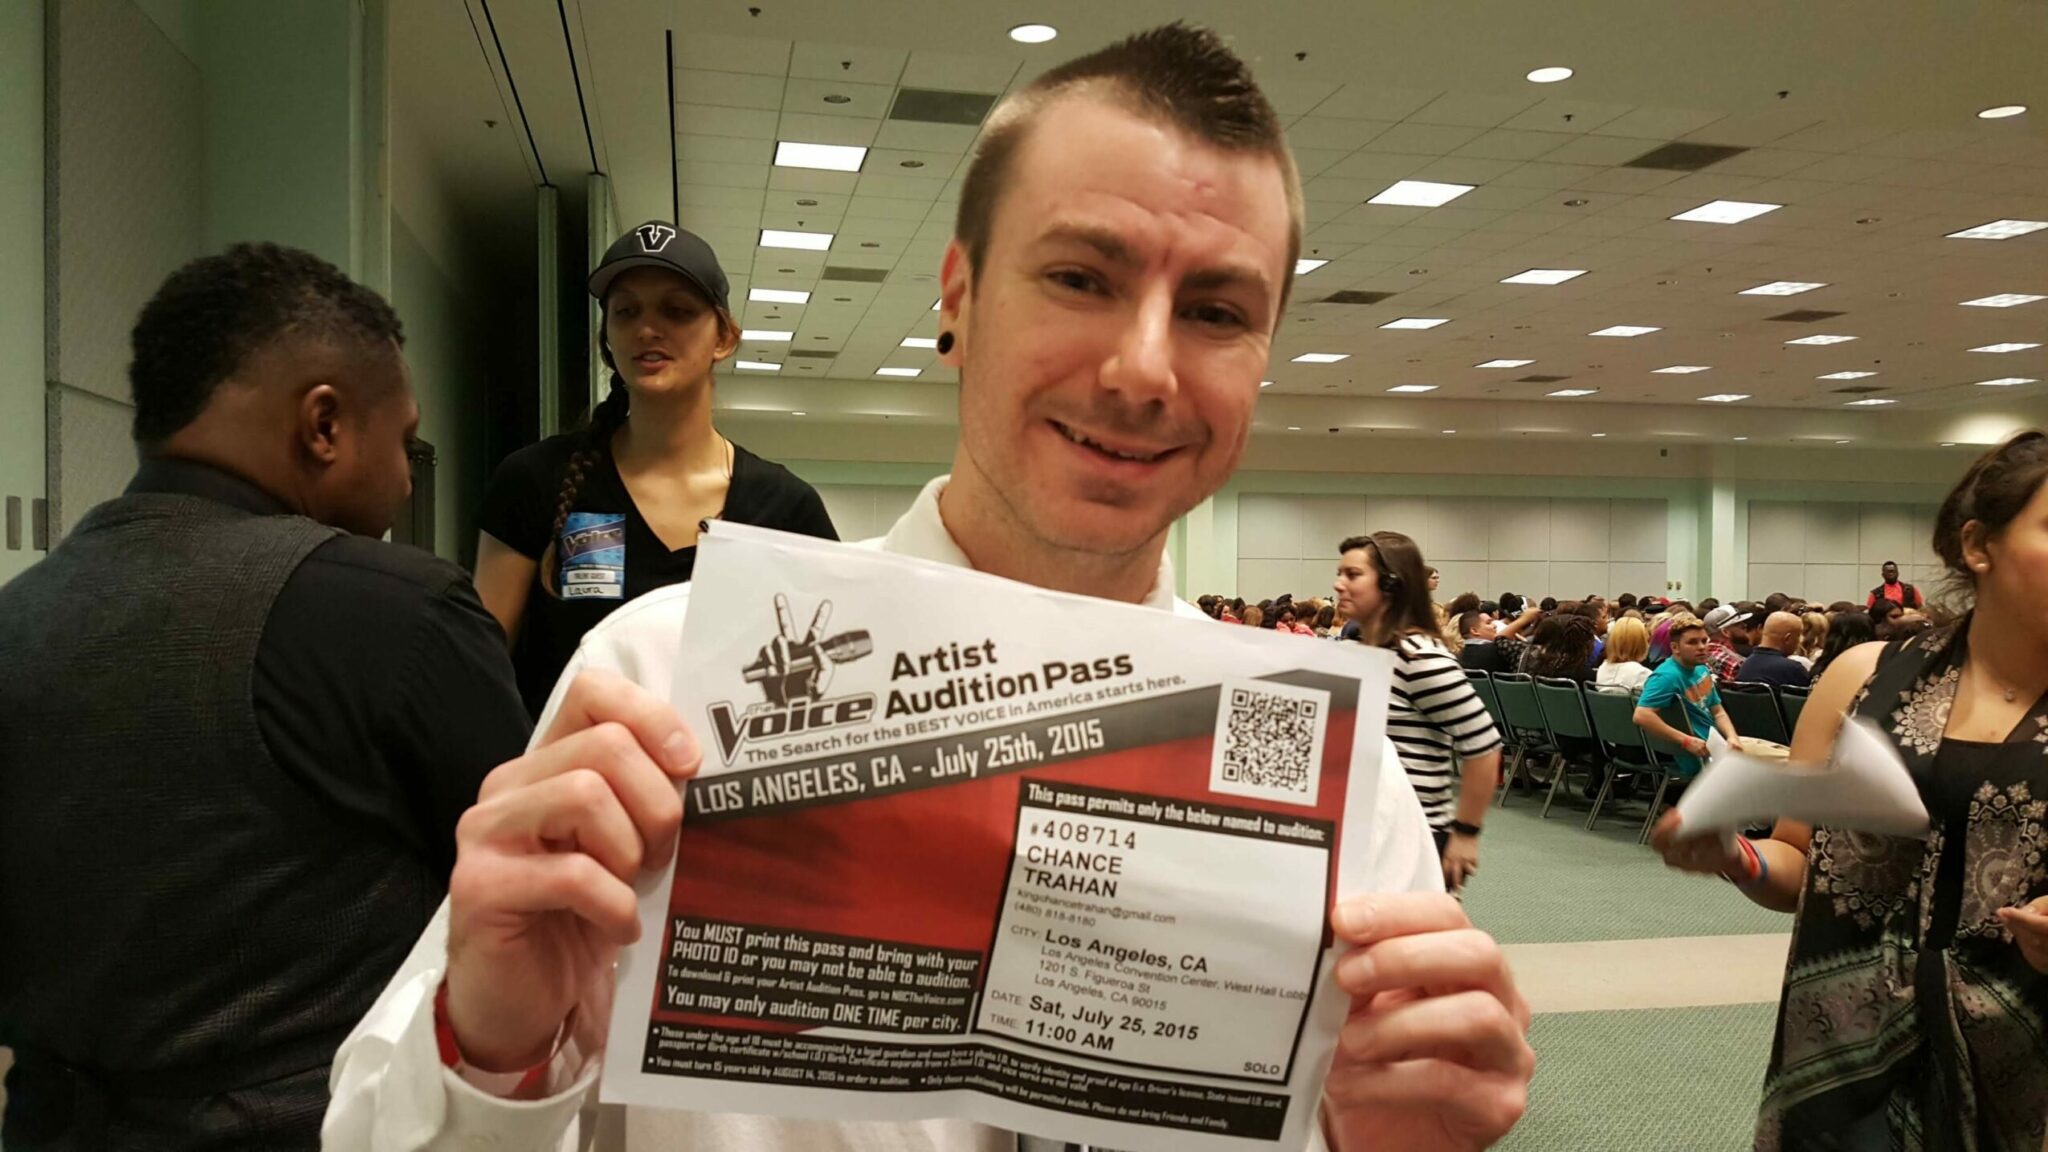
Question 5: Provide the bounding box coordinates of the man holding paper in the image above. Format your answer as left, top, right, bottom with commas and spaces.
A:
1633, 616, 1742, 775
324, 22, 1532, 1152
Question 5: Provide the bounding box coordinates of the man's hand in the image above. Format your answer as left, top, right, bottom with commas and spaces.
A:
444, 669, 700, 1071
1997, 895, 2048, 973
1648, 811, 1746, 879
1323, 893, 1532, 1152
1441, 834, 1480, 893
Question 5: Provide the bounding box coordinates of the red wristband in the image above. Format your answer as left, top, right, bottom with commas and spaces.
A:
434, 979, 554, 1099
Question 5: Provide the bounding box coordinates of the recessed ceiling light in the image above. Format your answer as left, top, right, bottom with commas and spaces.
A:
1698, 393, 1751, 403
790, 411, 806, 416
1971, 342, 2040, 353
1834, 440, 1851, 445
1526, 66, 1574, 83
1441, 428, 1457, 434
1387, 384, 1437, 393
1287, 426, 1302, 431
1591, 325, 1660, 337
1818, 371, 1879, 380
1733, 436, 1749, 441
876, 367, 922, 377
931, 299, 942, 311
1974, 377, 2039, 387
1740, 281, 1828, 296
1845, 398, 1896, 406
1369, 180, 1474, 208
1259, 380, 1273, 388
749, 288, 810, 305
1009, 23, 1058, 43
1946, 219, 2048, 241
1501, 268, 1586, 285
1590, 432, 1607, 438
1380, 317, 1449, 330
1476, 359, 1535, 368
741, 329, 793, 342
1785, 334, 1857, 345
900, 337, 938, 349
1671, 200, 1782, 224
1292, 352, 1350, 363
735, 360, 780, 371
774, 141, 867, 172
760, 228, 833, 251
1962, 293, 2047, 308
1979, 104, 2027, 119
1654, 365, 1711, 374
1295, 258, 1329, 274
1548, 388, 1599, 397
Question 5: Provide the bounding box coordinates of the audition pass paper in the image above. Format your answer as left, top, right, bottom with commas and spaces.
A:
602, 522, 1396, 1151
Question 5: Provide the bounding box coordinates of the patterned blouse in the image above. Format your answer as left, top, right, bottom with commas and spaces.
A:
1756, 620, 2047, 1151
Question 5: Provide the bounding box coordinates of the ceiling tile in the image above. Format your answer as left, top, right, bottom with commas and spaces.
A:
1364, 122, 1487, 155
672, 33, 788, 77
767, 167, 860, 195
679, 159, 769, 190
1540, 134, 1666, 166
854, 171, 947, 200
1570, 167, 1686, 194
1590, 106, 1726, 140
1322, 152, 1434, 182
787, 41, 908, 85
1309, 85, 1439, 121
756, 189, 850, 216
775, 111, 880, 148
1770, 122, 1903, 153
1497, 98, 1633, 134
1453, 129, 1578, 161
678, 104, 780, 140
1254, 74, 1343, 116
677, 134, 772, 166
874, 120, 981, 152
1413, 155, 1521, 185
1286, 117, 1393, 151
1289, 147, 1351, 179
783, 77, 894, 119
680, 185, 767, 212
677, 69, 785, 112
899, 50, 1022, 95
1410, 92, 1544, 129
1494, 162, 1606, 190
1680, 108, 1822, 147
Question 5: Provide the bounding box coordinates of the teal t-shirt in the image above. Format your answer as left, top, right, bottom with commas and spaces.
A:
1638, 658, 1720, 775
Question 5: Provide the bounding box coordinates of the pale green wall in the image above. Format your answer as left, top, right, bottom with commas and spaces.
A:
195, 0, 359, 271
0, 0, 45, 583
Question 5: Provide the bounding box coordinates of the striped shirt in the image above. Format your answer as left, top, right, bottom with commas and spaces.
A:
1386, 633, 1503, 828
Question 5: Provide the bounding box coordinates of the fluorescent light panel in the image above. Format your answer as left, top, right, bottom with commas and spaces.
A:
1975, 377, 2039, 387
1740, 281, 1828, 295
1962, 294, 2047, 308
760, 228, 833, 250
735, 361, 780, 371
749, 288, 810, 304
741, 329, 793, 342
1259, 380, 1273, 388
1698, 393, 1750, 403
1590, 325, 1660, 337
1654, 365, 1711, 374
1369, 180, 1473, 208
900, 337, 938, 349
774, 141, 867, 172
1476, 359, 1534, 368
1671, 200, 1781, 224
1386, 385, 1437, 393
875, 367, 922, 377
1785, 334, 1857, 345
1818, 371, 1878, 380
1501, 268, 1586, 285
1380, 317, 1449, 330
1292, 352, 1349, 363
1972, 343, 2040, 353
1946, 219, 2048, 240
1295, 258, 1329, 274
1548, 389, 1598, 397
1845, 398, 1895, 406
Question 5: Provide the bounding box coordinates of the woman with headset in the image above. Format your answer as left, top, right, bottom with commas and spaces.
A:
474, 222, 837, 716
1333, 531, 1503, 892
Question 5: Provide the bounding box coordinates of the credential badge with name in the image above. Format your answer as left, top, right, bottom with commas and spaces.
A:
560, 512, 626, 600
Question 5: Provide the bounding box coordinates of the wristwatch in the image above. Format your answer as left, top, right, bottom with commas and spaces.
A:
1447, 820, 1483, 838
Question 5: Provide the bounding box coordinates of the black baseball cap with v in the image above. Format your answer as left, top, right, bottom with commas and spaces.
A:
587, 221, 730, 312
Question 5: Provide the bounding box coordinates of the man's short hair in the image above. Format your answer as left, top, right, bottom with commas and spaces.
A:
129, 243, 405, 446
954, 23, 1303, 309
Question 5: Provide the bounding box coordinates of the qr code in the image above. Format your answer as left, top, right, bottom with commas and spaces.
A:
1208, 678, 1330, 808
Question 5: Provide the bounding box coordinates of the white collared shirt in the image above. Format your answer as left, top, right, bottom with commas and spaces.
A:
323, 476, 1440, 1152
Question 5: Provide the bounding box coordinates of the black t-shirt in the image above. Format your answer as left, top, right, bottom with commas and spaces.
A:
478, 434, 838, 715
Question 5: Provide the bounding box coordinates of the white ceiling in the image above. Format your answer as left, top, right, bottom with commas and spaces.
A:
394, 0, 2048, 446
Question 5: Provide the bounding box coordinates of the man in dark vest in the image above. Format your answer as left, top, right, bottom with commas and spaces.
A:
1866, 559, 1924, 611
0, 244, 530, 1149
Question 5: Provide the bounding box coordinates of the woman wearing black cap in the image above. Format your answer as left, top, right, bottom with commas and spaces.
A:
474, 221, 837, 715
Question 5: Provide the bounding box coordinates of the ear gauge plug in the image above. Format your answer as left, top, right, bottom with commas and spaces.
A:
936, 331, 955, 355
